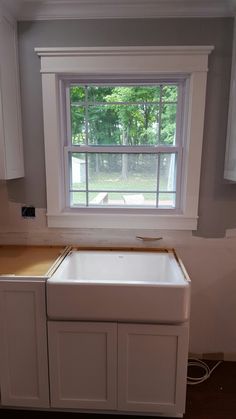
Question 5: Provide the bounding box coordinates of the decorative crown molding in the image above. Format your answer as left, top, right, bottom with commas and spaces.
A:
35, 45, 214, 73
35, 45, 215, 57
14, 0, 236, 21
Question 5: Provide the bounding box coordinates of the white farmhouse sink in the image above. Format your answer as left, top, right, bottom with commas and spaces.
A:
47, 249, 190, 323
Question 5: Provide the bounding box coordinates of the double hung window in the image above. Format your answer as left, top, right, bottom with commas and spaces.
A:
36, 46, 213, 229
65, 81, 184, 210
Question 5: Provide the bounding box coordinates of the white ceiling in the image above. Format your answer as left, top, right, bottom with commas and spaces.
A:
1, 0, 236, 20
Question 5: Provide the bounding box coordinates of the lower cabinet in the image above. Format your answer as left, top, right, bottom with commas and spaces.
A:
0, 280, 50, 408
118, 323, 189, 415
48, 321, 117, 409
0, 283, 188, 417
48, 321, 189, 416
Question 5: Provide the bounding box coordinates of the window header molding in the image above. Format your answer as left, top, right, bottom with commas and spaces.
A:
36, 45, 213, 230
36, 46, 214, 75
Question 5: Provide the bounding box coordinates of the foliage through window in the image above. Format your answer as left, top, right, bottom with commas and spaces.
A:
65, 82, 184, 209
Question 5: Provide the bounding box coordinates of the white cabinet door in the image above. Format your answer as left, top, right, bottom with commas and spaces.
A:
224, 19, 236, 181
0, 15, 24, 179
48, 321, 117, 409
0, 280, 49, 407
118, 323, 189, 416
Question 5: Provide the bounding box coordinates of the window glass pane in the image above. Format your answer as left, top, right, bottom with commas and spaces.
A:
70, 153, 86, 189
158, 193, 176, 208
160, 103, 177, 146
88, 104, 159, 146
70, 86, 85, 103
87, 153, 158, 191
88, 105, 121, 145
162, 85, 178, 102
71, 192, 87, 206
89, 192, 109, 206
87, 86, 161, 103
71, 106, 86, 145
159, 153, 177, 192
87, 86, 114, 103
122, 192, 156, 207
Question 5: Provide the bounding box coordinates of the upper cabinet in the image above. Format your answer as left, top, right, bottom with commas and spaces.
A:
224, 18, 236, 181
0, 13, 24, 179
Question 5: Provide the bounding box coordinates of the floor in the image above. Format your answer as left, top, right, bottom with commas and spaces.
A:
1, 361, 236, 419
184, 360, 236, 419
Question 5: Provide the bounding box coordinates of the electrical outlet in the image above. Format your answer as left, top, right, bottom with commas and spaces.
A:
21, 206, 36, 218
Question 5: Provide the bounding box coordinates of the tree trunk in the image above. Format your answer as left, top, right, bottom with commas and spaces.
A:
122, 129, 128, 180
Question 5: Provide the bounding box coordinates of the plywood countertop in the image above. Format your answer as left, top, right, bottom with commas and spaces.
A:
0, 245, 67, 277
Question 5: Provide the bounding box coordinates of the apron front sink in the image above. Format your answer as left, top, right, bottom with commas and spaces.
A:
47, 249, 190, 323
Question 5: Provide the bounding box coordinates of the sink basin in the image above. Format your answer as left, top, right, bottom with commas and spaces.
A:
47, 249, 190, 323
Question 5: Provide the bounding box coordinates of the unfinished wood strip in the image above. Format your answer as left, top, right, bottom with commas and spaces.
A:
71, 246, 171, 253
173, 249, 191, 282
45, 246, 71, 277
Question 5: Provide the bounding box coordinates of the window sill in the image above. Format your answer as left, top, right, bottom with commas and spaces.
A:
47, 211, 198, 230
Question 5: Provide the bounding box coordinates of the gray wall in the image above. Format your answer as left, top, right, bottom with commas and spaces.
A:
9, 18, 234, 237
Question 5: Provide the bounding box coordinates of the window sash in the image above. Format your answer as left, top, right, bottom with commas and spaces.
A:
66, 81, 184, 148
65, 150, 181, 210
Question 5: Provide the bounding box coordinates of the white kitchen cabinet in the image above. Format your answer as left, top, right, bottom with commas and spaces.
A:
47, 321, 189, 417
118, 323, 189, 416
0, 14, 24, 179
0, 279, 49, 407
0, 280, 50, 408
48, 321, 117, 410
0, 245, 67, 408
224, 19, 236, 181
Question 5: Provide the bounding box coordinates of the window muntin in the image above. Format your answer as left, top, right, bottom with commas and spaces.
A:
65, 82, 183, 210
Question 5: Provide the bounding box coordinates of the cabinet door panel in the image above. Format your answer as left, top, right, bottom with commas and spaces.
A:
0, 16, 24, 179
0, 281, 49, 407
48, 321, 117, 409
118, 323, 188, 415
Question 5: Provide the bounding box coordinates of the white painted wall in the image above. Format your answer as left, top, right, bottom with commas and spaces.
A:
0, 184, 235, 359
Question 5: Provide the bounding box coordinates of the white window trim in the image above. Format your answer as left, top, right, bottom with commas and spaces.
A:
36, 46, 213, 230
